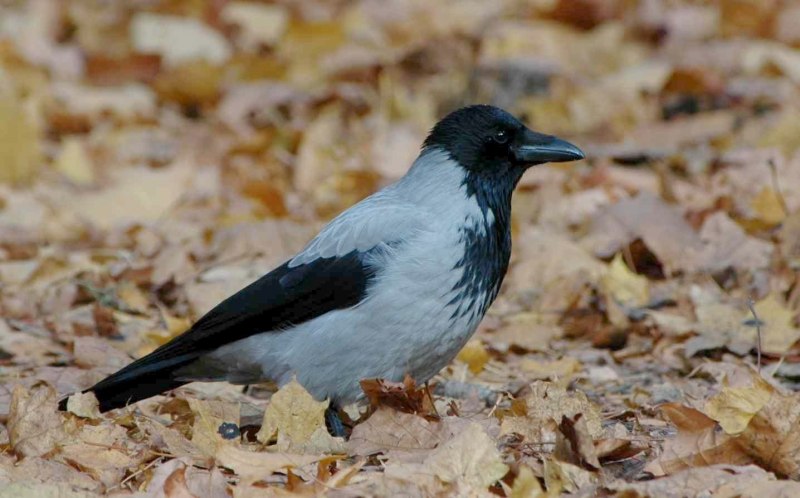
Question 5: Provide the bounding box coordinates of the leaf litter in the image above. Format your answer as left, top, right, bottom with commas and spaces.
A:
2, 0, 800, 496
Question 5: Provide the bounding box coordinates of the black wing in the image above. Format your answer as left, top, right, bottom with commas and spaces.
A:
62, 251, 378, 412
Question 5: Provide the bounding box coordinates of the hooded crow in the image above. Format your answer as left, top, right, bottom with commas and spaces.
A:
59, 105, 584, 433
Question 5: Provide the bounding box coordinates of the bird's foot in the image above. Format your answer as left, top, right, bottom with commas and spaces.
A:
325, 407, 348, 438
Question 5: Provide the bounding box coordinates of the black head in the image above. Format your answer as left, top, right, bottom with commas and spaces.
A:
423, 105, 584, 176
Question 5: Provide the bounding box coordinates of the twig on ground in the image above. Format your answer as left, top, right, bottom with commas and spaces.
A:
768, 158, 789, 217
747, 299, 763, 373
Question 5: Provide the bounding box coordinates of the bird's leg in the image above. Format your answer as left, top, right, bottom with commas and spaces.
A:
325, 406, 348, 438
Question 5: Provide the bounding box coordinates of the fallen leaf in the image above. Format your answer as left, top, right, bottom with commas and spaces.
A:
425, 422, 508, 489
130, 13, 231, 67
602, 253, 649, 308
214, 444, 322, 481
65, 392, 101, 420
0, 84, 40, 185
54, 138, 94, 186
519, 357, 582, 381
360, 375, 435, 417
7, 384, 66, 458
256, 378, 343, 453
456, 339, 490, 374
557, 414, 601, 470
584, 192, 704, 274
714, 476, 800, 497
609, 464, 773, 498
543, 456, 597, 494
695, 212, 774, 273
58, 422, 145, 488
510, 466, 544, 498
0, 454, 100, 493
645, 403, 752, 476
751, 186, 787, 225
188, 398, 240, 458
221, 2, 289, 50
753, 293, 800, 354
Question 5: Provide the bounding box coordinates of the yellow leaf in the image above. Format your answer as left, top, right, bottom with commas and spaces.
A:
426, 422, 509, 489
704, 372, 773, 435
456, 339, 490, 374
188, 398, 240, 457
0, 89, 40, 185
510, 465, 545, 498
754, 293, 800, 354
256, 378, 344, 453
116, 281, 150, 314
543, 457, 597, 494
602, 253, 649, 308
55, 138, 94, 185
519, 357, 581, 382
750, 186, 786, 225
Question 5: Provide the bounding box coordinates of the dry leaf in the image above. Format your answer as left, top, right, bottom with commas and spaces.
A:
557, 414, 601, 470
543, 457, 597, 494
751, 187, 787, 225
609, 464, 773, 498
188, 398, 240, 458
754, 294, 800, 354
359, 375, 435, 417
215, 444, 322, 481
519, 356, 582, 381
54, 138, 94, 186
58, 423, 145, 488
425, 422, 508, 489
221, 2, 289, 50
584, 192, 704, 274
7, 384, 66, 458
510, 466, 544, 498
256, 378, 343, 454
65, 392, 101, 420
602, 253, 649, 308
131, 13, 231, 67
456, 339, 490, 374
645, 403, 753, 476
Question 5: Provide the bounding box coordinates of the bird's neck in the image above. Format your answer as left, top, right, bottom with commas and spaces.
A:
452, 170, 519, 317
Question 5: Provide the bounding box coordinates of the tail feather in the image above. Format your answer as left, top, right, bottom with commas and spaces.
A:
58, 352, 198, 412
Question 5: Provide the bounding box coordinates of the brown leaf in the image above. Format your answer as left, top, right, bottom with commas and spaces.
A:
360, 375, 436, 418
557, 414, 601, 470
609, 464, 773, 498
584, 192, 704, 275
7, 384, 66, 458
645, 403, 753, 476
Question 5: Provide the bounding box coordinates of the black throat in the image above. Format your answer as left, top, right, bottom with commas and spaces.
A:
448, 168, 521, 320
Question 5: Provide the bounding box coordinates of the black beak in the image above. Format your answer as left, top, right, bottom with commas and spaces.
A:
512, 131, 585, 165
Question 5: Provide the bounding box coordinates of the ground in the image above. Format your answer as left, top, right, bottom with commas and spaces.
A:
2, 0, 800, 496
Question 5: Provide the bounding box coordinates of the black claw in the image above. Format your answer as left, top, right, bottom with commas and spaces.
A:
325, 406, 348, 438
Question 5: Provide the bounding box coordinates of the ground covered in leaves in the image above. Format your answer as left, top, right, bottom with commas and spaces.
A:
2, 0, 800, 496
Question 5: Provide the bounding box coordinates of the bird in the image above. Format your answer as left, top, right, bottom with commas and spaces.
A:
58, 105, 584, 435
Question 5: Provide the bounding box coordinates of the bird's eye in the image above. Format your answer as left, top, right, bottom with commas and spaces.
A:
493, 130, 509, 145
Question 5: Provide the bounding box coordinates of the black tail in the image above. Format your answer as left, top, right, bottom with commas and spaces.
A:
58, 351, 199, 412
